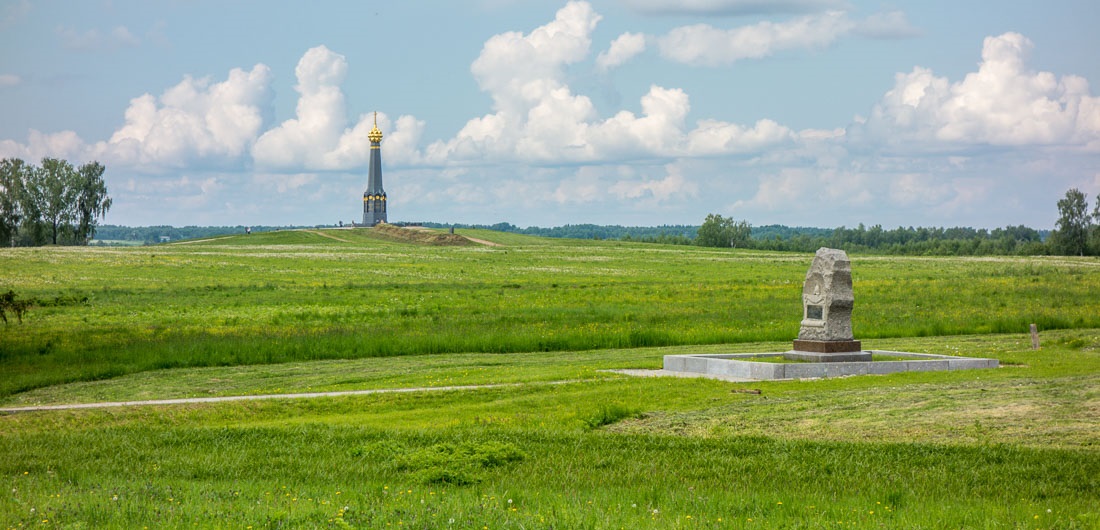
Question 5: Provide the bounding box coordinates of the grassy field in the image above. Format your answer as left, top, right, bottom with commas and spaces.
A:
1, 227, 1098, 397
2, 228, 1099, 528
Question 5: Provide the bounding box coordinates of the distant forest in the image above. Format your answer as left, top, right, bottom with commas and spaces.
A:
92, 222, 1055, 256
92, 225, 310, 244
425, 222, 1052, 256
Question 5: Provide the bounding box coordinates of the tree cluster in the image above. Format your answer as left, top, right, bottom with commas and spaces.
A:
1, 158, 112, 247
1049, 188, 1100, 256
695, 213, 751, 248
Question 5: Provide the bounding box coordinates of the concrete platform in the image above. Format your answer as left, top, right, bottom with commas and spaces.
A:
662, 350, 998, 381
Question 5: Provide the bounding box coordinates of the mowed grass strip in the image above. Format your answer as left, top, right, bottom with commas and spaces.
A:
2, 229, 1099, 397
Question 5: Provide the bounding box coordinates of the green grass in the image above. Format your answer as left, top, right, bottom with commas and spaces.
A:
2, 328, 1098, 528
1, 230, 1099, 528
2, 228, 1098, 397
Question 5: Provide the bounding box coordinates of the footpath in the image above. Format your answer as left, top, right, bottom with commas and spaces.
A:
0, 382, 532, 413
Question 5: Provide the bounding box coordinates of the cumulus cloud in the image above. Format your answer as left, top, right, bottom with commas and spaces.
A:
621, 0, 843, 16
252, 45, 424, 170
596, 32, 647, 71
0, 129, 85, 161
93, 64, 273, 169
858, 32, 1100, 151
4, 2, 1096, 229
0, 64, 275, 169
426, 1, 792, 165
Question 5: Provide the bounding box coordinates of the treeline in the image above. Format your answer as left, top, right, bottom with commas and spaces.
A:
93, 220, 1061, 256
422, 222, 699, 242
1, 158, 111, 246
93, 225, 297, 245
426, 220, 1057, 256
750, 223, 1049, 255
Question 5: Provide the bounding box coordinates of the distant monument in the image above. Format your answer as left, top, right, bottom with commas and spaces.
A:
362, 112, 387, 226
789, 248, 870, 362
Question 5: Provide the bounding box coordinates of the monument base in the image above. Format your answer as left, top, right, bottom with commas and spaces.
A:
789, 340, 867, 362
784, 350, 872, 362
793, 339, 862, 352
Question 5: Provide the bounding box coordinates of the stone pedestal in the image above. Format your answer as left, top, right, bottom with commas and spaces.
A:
785, 346, 871, 363
792, 339, 863, 353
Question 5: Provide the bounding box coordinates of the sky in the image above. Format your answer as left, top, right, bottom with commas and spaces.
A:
1, 0, 1098, 229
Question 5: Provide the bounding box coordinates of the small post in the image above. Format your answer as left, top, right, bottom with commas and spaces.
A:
1029, 324, 1040, 350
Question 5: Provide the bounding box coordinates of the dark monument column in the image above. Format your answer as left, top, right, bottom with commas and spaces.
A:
362, 112, 387, 226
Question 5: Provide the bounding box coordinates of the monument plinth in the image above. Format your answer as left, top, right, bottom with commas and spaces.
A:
787, 248, 869, 362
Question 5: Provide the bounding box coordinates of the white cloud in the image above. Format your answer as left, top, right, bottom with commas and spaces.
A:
888, 173, 951, 206
56, 24, 141, 51
552, 167, 607, 204
0, 74, 22, 87
733, 167, 874, 217
609, 165, 699, 202
655, 9, 922, 67
854, 10, 921, 39
0, 59, 278, 171
4, 3, 1096, 229
687, 118, 793, 154
596, 32, 647, 71
427, 2, 792, 166
621, 0, 843, 16
252, 45, 425, 170
94, 64, 273, 169
470, 1, 600, 114
0, 129, 85, 161
657, 11, 854, 66
0, 64, 274, 169
859, 32, 1100, 150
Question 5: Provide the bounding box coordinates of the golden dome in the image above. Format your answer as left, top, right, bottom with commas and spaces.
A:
368, 111, 383, 143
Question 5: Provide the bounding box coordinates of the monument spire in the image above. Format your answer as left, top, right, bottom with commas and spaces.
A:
362, 112, 387, 226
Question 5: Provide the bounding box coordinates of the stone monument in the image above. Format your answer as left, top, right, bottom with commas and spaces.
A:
659, 245, 999, 379
787, 247, 871, 362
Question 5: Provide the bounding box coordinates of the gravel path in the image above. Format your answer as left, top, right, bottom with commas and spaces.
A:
0, 382, 536, 414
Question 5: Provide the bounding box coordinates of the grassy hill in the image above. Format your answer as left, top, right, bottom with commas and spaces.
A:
1, 228, 1098, 528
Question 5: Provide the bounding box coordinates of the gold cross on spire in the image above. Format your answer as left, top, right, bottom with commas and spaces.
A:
368, 111, 383, 143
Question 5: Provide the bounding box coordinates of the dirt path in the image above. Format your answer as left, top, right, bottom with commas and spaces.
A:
0, 381, 580, 413
462, 236, 502, 247
405, 226, 503, 247
167, 236, 235, 245
300, 229, 352, 243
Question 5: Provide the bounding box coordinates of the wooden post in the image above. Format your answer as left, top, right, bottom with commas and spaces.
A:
1029, 324, 1040, 350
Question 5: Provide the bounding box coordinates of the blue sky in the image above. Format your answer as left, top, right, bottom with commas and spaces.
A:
2, 0, 1098, 229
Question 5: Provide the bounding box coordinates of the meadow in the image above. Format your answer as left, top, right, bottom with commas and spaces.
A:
1, 228, 1099, 528
1, 228, 1097, 397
